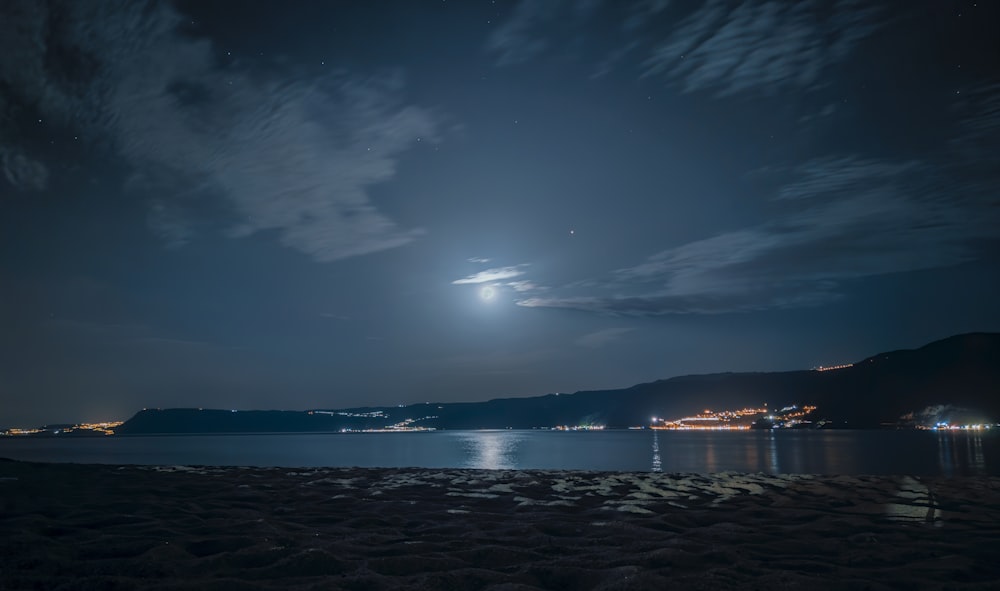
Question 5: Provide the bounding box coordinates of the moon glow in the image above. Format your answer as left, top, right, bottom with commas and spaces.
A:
480, 286, 496, 301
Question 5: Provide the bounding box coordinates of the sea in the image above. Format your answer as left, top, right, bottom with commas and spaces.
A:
0, 429, 996, 476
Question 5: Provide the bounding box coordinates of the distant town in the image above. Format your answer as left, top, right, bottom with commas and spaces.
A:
551, 405, 819, 431
3, 421, 123, 437
2, 404, 995, 437
2, 333, 998, 436
649, 404, 819, 430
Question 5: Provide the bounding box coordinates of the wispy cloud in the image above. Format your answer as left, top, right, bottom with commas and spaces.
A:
485, 3, 996, 316
575, 327, 634, 348
641, 0, 884, 96
0, 0, 438, 260
517, 290, 840, 315
467, 257, 492, 264
506, 280, 539, 293
517, 143, 1000, 315
490, 0, 885, 98
1, 149, 49, 193
950, 82, 1000, 190
146, 199, 194, 249
487, 0, 604, 66
623, 0, 672, 31
452, 265, 529, 285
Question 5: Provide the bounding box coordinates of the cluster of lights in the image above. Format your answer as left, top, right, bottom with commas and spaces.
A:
72, 421, 123, 435
337, 416, 439, 432
651, 420, 752, 431
927, 422, 993, 431
339, 426, 436, 433
386, 416, 437, 430
650, 409, 754, 430
553, 424, 606, 431
308, 410, 387, 418
780, 405, 817, 420
2, 428, 43, 436
814, 363, 854, 372
713, 407, 769, 419
2, 421, 123, 437
650, 405, 817, 430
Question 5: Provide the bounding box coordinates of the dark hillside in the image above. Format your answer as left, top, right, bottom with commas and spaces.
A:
116, 333, 1000, 433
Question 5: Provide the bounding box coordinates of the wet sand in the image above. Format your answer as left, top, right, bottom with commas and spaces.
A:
2, 458, 998, 590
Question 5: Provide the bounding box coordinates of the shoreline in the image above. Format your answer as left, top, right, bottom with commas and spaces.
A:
2, 459, 999, 589
7, 425, 997, 437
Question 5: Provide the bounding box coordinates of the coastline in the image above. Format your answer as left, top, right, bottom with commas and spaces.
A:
2, 459, 998, 590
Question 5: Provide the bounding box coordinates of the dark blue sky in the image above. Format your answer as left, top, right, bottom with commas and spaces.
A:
2, 0, 998, 426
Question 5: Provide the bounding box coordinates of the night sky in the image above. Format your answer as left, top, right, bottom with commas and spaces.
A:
2, 1, 998, 426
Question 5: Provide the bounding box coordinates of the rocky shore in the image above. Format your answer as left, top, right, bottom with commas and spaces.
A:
2, 459, 998, 590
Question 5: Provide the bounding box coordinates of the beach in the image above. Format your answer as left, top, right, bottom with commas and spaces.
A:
2, 458, 998, 590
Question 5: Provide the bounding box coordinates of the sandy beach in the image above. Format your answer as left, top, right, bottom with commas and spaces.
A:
2, 458, 998, 590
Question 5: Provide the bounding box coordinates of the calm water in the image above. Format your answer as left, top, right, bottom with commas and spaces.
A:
0, 430, 996, 476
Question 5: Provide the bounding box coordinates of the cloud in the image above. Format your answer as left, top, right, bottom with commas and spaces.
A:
467, 257, 492, 264
0, 0, 438, 261
591, 40, 640, 79
146, 199, 193, 249
452, 265, 529, 285
641, 0, 884, 96
797, 103, 838, 125
623, 0, 672, 31
1, 149, 49, 192
517, 149, 1000, 315
575, 327, 634, 348
487, 0, 604, 66
506, 280, 539, 293
950, 82, 1000, 191
490, 0, 884, 98
518, 289, 840, 315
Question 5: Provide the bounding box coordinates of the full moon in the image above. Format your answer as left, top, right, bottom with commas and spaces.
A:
479, 286, 496, 301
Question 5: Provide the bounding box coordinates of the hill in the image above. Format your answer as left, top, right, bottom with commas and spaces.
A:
114, 333, 1000, 434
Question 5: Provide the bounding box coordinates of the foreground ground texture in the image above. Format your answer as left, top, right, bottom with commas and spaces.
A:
1, 459, 999, 590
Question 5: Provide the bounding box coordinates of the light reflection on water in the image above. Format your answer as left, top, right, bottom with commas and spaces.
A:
971, 432, 986, 471
0, 429, 997, 475
768, 433, 779, 473
455, 430, 524, 470
937, 430, 987, 476
651, 431, 661, 472
938, 431, 953, 475
703, 435, 717, 472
